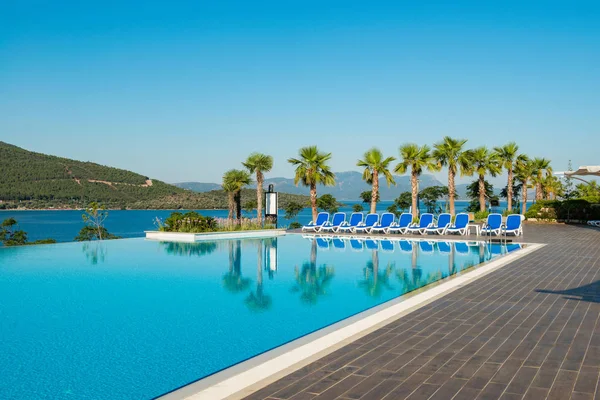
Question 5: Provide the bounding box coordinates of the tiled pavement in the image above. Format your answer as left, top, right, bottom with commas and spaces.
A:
243, 224, 600, 400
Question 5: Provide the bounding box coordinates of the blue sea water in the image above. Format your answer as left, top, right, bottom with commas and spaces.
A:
0, 200, 503, 243
0, 235, 521, 399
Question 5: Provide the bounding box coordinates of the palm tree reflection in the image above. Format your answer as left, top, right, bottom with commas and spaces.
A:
396, 243, 441, 294
358, 248, 394, 298
223, 240, 251, 293
246, 240, 272, 312
291, 239, 334, 305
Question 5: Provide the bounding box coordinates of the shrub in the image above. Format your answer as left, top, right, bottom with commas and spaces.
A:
161, 211, 218, 233
288, 222, 303, 229
474, 211, 490, 221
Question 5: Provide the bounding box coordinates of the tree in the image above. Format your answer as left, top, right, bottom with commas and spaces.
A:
515, 156, 534, 214
352, 203, 364, 213
500, 182, 522, 212
432, 136, 471, 215
468, 147, 501, 212
543, 175, 563, 200
419, 186, 449, 214
563, 160, 575, 200
243, 153, 273, 225
465, 180, 495, 212
316, 194, 339, 213
222, 169, 252, 220
360, 190, 378, 204
1, 218, 27, 246
357, 148, 396, 213
76, 202, 119, 241
531, 157, 552, 201
1, 217, 56, 246
284, 201, 306, 229
288, 146, 336, 222
395, 144, 438, 218
493, 142, 520, 211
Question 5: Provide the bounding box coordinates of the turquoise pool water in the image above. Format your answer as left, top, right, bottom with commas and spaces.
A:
0, 235, 522, 399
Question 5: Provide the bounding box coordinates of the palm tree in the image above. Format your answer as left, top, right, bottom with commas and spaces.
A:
514, 156, 534, 214
222, 169, 252, 220
243, 153, 273, 225
394, 144, 438, 219
469, 147, 501, 212
432, 137, 472, 215
493, 142, 519, 211
543, 175, 563, 200
288, 146, 336, 222
357, 148, 396, 214
531, 158, 552, 201
221, 180, 237, 220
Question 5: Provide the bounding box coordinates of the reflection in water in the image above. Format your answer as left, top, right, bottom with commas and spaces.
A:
246, 240, 272, 312
358, 249, 395, 298
223, 240, 251, 293
161, 241, 217, 257
396, 243, 442, 293
83, 242, 106, 265
264, 237, 278, 280
291, 239, 335, 305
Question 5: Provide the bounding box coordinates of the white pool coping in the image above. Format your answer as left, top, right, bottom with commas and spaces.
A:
145, 229, 287, 242
159, 240, 544, 400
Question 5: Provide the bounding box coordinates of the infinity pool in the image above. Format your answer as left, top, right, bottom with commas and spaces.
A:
0, 235, 522, 399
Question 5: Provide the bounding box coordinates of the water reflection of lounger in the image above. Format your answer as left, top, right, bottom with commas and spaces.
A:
350, 238, 364, 252
380, 240, 395, 253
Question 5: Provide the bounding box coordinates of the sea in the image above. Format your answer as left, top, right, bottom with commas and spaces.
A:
0, 200, 510, 243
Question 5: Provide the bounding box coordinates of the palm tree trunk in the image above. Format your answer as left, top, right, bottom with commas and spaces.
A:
507, 167, 513, 211
235, 190, 242, 220
256, 172, 263, 225
370, 170, 379, 214
411, 170, 418, 219
448, 170, 456, 216
257, 241, 263, 288
535, 173, 543, 201
310, 183, 318, 222
521, 179, 528, 214
479, 174, 486, 212
228, 192, 235, 220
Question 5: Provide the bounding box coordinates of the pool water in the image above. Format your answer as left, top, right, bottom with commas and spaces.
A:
0, 235, 522, 399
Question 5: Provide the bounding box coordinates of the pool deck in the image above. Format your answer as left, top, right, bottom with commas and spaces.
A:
243, 224, 600, 400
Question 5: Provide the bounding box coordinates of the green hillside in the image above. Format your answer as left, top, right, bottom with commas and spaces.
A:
0, 141, 308, 210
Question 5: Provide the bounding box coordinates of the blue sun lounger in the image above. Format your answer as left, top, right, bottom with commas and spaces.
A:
320, 212, 347, 233
337, 213, 363, 233
386, 213, 413, 235
481, 213, 503, 236
354, 213, 379, 234
406, 213, 434, 235
503, 214, 523, 237
446, 213, 470, 236
370, 212, 395, 234
425, 213, 452, 235
301, 212, 330, 232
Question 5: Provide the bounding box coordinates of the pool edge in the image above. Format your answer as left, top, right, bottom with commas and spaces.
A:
158, 242, 545, 400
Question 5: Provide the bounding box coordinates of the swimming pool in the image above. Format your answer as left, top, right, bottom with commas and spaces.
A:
0, 235, 523, 399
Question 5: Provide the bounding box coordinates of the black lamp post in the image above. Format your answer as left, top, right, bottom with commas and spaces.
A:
265, 184, 278, 228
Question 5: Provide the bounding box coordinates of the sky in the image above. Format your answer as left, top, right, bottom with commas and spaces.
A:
1, 1, 599, 185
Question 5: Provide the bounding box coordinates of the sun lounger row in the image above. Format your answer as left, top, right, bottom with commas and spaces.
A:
302, 212, 524, 237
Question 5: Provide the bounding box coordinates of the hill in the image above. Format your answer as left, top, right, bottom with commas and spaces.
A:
0, 142, 308, 210
175, 171, 445, 200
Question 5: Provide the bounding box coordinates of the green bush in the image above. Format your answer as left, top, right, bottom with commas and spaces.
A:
288, 222, 303, 229
161, 211, 218, 233
524, 199, 600, 221
474, 211, 490, 221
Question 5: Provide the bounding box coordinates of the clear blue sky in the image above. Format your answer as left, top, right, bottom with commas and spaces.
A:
1, 1, 599, 185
